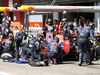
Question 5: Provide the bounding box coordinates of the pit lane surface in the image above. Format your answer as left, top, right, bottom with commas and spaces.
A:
0, 59, 100, 75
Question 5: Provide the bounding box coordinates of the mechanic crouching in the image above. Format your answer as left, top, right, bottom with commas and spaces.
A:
47, 37, 62, 64
31, 34, 42, 61
21, 34, 33, 60
2, 33, 15, 58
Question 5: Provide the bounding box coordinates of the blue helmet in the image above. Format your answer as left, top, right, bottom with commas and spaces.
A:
37, 33, 44, 40
54, 37, 59, 43
37, 34, 40, 38
95, 33, 99, 37
8, 33, 14, 40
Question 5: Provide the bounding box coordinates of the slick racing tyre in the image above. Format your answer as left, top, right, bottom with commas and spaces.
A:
29, 59, 49, 67
1, 53, 12, 61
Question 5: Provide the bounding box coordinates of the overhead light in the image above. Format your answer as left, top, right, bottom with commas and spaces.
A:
30, 11, 35, 14
63, 11, 67, 15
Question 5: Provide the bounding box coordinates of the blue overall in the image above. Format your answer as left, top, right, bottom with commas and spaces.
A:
15, 32, 27, 60
75, 26, 95, 64
31, 39, 42, 61
47, 41, 62, 64
2, 38, 14, 56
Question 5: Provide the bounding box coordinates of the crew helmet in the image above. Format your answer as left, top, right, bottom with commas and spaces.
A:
54, 37, 59, 43
28, 34, 33, 38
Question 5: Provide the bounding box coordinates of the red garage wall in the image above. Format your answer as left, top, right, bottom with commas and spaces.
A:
3, 0, 24, 31
13, 0, 24, 31
3, 0, 9, 16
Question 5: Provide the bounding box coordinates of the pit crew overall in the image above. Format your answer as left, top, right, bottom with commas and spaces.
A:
75, 26, 95, 64
15, 32, 27, 60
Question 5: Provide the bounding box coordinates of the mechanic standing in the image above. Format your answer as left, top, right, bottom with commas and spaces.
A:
68, 22, 76, 52
54, 19, 60, 34
75, 22, 96, 66
46, 19, 58, 32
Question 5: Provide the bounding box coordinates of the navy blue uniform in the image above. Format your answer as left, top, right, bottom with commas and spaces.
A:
46, 24, 58, 33
60, 21, 68, 31
21, 38, 33, 60
75, 26, 95, 65
31, 38, 42, 61
45, 24, 58, 40
15, 32, 27, 60
47, 41, 62, 64
2, 38, 14, 56
22, 46, 31, 60
68, 26, 76, 51
1, 27, 10, 39
40, 39, 48, 49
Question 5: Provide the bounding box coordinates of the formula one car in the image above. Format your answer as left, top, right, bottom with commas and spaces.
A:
41, 27, 79, 60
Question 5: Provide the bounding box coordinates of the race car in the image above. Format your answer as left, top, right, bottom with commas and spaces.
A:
41, 27, 79, 60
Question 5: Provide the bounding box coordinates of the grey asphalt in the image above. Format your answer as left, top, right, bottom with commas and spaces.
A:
0, 59, 100, 75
